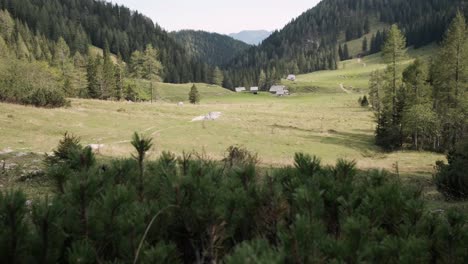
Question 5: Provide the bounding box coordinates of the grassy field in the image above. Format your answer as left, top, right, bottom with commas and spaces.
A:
1, 89, 442, 172
283, 44, 437, 93
1, 50, 465, 211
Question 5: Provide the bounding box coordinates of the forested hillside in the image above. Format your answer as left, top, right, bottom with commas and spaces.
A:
0, 0, 466, 91
171, 30, 250, 66
0, 0, 213, 83
223, 0, 468, 89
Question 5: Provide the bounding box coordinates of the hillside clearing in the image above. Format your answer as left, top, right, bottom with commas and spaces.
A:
283, 44, 438, 93
0, 92, 442, 174
2, 91, 465, 212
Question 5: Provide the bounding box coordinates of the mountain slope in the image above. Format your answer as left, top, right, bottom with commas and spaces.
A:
171, 30, 250, 66
0, 0, 211, 83
223, 0, 467, 89
229, 30, 272, 45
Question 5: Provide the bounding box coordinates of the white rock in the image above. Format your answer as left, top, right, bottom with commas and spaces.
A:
88, 144, 105, 151
191, 112, 222, 122
0, 147, 13, 154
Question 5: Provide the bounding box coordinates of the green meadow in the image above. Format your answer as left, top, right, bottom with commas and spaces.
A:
2, 44, 466, 211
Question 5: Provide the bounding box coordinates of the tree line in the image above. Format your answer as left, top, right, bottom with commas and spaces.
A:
0, 0, 220, 84
0, 8, 230, 106
1, 0, 466, 91
222, 0, 466, 89
369, 12, 468, 152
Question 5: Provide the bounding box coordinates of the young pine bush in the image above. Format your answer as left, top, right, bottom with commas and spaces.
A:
434, 139, 468, 199
360, 95, 369, 107
0, 133, 466, 263
0, 191, 29, 263
223, 145, 259, 168
189, 84, 200, 104
45, 133, 96, 193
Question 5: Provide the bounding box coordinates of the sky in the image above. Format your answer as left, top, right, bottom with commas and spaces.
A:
109, 0, 321, 34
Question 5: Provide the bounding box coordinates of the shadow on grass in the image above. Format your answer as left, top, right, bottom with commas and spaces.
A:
270, 124, 320, 133
302, 130, 380, 154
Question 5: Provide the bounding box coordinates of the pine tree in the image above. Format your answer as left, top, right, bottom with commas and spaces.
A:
403, 59, 431, 105
115, 54, 125, 100
101, 42, 116, 99
211, 67, 224, 86
343, 44, 350, 60
258, 69, 266, 90
362, 37, 368, 52
338, 45, 344, 61
15, 34, 29, 59
131, 132, 152, 201
361, 95, 369, 107
382, 24, 407, 125
189, 84, 200, 104
142, 44, 163, 81
86, 55, 100, 99
433, 11, 468, 109
129, 50, 144, 79
0, 9, 14, 43
0, 191, 29, 263
53, 37, 70, 74
432, 11, 468, 149
0, 36, 9, 57
364, 18, 370, 33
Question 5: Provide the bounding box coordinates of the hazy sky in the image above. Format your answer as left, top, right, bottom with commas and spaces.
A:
109, 0, 321, 34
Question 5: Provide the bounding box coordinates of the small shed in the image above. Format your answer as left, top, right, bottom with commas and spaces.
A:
287, 74, 296, 81
250, 87, 259, 94
235, 87, 246, 93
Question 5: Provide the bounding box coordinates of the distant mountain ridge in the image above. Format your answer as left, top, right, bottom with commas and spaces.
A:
171, 30, 250, 66
229, 30, 272, 45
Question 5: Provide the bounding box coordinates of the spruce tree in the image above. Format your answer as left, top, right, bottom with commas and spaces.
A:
432, 11, 468, 149
338, 45, 344, 61
101, 42, 115, 99
115, 54, 125, 100
129, 50, 144, 79
0, 9, 14, 43
258, 69, 266, 90
0, 36, 9, 57
142, 44, 163, 81
189, 84, 200, 104
211, 67, 224, 86
433, 11, 467, 110
403, 59, 431, 105
343, 44, 350, 60
362, 37, 368, 52
361, 95, 369, 107
53, 37, 70, 74
382, 24, 407, 124
86, 55, 100, 99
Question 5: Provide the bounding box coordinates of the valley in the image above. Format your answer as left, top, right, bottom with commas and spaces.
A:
0, 89, 443, 172
0, 0, 467, 262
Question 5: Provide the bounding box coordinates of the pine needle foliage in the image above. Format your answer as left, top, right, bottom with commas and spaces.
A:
0, 135, 467, 263
188, 84, 200, 104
